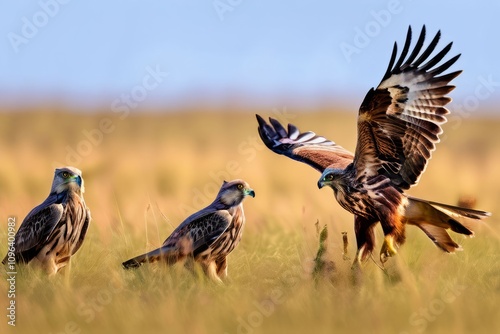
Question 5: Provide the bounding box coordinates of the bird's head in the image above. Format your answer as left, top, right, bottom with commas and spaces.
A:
317, 168, 344, 190
217, 179, 255, 207
52, 166, 84, 194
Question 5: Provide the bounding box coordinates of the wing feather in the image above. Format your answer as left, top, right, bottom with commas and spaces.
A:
429, 55, 460, 75
354, 25, 461, 189
412, 29, 441, 67
162, 211, 231, 256
256, 114, 354, 172
392, 28, 412, 70
10, 202, 64, 263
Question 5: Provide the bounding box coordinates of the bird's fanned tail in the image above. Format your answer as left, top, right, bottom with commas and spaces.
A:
404, 196, 490, 252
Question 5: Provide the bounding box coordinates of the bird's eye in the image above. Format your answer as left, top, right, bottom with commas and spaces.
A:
237, 184, 244, 190
326, 174, 334, 181
62, 172, 70, 178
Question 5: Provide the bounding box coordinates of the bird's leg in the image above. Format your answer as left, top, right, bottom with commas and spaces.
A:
351, 245, 367, 269
202, 261, 223, 284
60, 260, 72, 286
379, 221, 405, 263
352, 215, 376, 269
39, 256, 58, 277
380, 235, 398, 263
350, 244, 366, 285
215, 257, 228, 280
379, 212, 406, 263
350, 256, 364, 285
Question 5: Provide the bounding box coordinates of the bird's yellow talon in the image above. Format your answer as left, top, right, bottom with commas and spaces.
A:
380, 236, 398, 263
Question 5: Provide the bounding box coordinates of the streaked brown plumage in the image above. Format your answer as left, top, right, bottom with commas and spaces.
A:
257, 26, 491, 267
122, 179, 255, 283
2, 167, 91, 275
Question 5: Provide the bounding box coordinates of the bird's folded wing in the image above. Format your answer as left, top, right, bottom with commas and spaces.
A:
190, 211, 232, 256
353, 26, 461, 190
8, 203, 64, 262
256, 114, 354, 172
162, 210, 231, 256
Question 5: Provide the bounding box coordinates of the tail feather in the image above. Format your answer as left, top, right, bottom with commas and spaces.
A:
447, 217, 474, 236
415, 222, 461, 253
410, 196, 491, 220
405, 196, 491, 252
122, 247, 178, 269
122, 254, 148, 269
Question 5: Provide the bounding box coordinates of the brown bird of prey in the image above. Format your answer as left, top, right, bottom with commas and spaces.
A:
122, 179, 255, 283
2, 167, 91, 275
257, 26, 490, 267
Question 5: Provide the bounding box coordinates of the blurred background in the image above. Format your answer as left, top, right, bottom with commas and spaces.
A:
1, 0, 500, 111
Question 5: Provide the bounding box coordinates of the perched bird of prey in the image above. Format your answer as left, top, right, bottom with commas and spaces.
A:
257, 26, 490, 267
2, 167, 91, 275
122, 179, 255, 283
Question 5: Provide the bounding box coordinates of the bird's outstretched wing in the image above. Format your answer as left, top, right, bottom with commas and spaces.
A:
354, 26, 461, 190
3, 202, 63, 264
256, 114, 354, 172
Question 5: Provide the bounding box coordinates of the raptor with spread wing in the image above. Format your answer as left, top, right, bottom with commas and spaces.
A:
257, 26, 490, 267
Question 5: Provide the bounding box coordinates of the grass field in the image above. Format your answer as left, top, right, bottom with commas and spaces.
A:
0, 108, 499, 334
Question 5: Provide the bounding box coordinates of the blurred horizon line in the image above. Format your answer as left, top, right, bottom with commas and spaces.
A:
1, 90, 498, 117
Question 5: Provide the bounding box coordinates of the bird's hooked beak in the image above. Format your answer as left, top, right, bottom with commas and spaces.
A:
244, 188, 256, 198
66, 175, 82, 187
318, 171, 334, 189
55, 174, 83, 194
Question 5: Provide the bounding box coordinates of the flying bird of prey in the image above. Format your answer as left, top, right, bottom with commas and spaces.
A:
122, 179, 255, 283
257, 26, 490, 267
2, 167, 91, 275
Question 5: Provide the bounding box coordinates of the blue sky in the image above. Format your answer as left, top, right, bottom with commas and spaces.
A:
1, 1, 499, 114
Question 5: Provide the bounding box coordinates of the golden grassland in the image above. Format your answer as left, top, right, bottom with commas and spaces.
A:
0, 108, 499, 334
